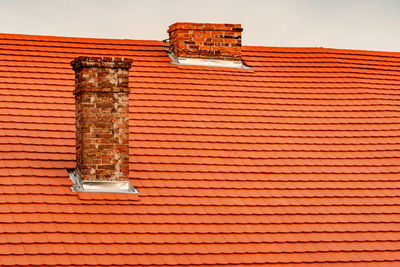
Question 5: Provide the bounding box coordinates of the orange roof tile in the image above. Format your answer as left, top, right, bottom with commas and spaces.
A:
0, 32, 400, 266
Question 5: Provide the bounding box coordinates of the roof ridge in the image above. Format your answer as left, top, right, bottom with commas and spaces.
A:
244, 45, 400, 57
0, 32, 164, 46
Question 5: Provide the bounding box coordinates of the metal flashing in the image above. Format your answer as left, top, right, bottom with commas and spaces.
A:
168, 52, 251, 69
68, 169, 139, 194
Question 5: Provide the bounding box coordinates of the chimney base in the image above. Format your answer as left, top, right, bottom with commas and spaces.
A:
68, 169, 139, 193
168, 52, 250, 69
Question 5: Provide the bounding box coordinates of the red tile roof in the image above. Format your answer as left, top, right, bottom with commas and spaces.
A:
1, 32, 400, 266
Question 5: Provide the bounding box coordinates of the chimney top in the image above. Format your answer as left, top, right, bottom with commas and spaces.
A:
71, 56, 133, 94
71, 56, 132, 70
168, 22, 245, 68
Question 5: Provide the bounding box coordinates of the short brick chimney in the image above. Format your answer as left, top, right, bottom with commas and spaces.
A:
168, 22, 243, 62
71, 56, 132, 182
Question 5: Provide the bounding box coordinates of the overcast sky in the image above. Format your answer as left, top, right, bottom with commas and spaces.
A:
0, 0, 399, 52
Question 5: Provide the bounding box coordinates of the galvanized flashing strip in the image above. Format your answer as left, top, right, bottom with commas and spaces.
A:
168, 52, 251, 69
68, 169, 139, 194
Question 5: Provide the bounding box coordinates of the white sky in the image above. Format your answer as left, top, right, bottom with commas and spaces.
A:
0, 0, 400, 52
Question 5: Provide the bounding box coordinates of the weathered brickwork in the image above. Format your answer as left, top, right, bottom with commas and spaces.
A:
71, 57, 132, 181
168, 22, 243, 61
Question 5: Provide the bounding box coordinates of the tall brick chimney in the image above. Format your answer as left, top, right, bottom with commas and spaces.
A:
71, 56, 132, 183
168, 22, 243, 62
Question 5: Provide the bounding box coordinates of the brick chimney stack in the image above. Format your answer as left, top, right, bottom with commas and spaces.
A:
71, 56, 132, 182
168, 22, 243, 62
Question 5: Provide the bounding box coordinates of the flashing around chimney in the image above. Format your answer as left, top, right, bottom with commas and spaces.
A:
71, 56, 137, 193
168, 51, 250, 69
68, 169, 138, 193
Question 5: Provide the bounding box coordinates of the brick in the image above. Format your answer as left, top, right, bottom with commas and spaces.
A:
168, 22, 242, 61
71, 57, 132, 181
